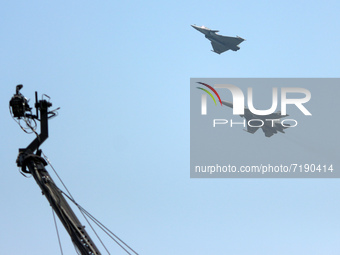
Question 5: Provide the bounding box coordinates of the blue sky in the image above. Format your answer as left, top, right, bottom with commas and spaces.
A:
1, 0, 340, 254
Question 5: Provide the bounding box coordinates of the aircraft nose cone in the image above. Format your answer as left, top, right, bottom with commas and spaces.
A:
191, 25, 206, 34
191, 24, 199, 30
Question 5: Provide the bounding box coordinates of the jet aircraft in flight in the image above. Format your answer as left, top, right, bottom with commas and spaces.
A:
191, 24, 245, 54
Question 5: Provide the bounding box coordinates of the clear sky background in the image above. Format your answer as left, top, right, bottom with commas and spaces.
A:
1, 0, 340, 254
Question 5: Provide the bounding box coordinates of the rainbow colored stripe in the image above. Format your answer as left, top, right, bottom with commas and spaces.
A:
196, 82, 222, 106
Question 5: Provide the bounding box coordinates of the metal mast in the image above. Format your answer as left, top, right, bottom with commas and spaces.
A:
10, 85, 102, 255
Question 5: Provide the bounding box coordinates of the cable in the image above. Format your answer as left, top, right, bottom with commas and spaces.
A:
52, 209, 64, 255
32, 160, 100, 255
80, 208, 138, 255
42, 152, 110, 254
79, 204, 111, 255
41, 151, 139, 255
61, 190, 138, 255
42, 150, 105, 254
79, 208, 135, 255
18, 167, 31, 178
42, 152, 74, 200
23, 116, 38, 136
48, 107, 60, 119
9, 105, 37, 134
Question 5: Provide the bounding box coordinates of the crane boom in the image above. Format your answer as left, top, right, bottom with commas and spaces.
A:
11, 86, 102, 255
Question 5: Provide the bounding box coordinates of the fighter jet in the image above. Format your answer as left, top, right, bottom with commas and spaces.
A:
191, 24, 245, 54
222, 100, 290, 137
